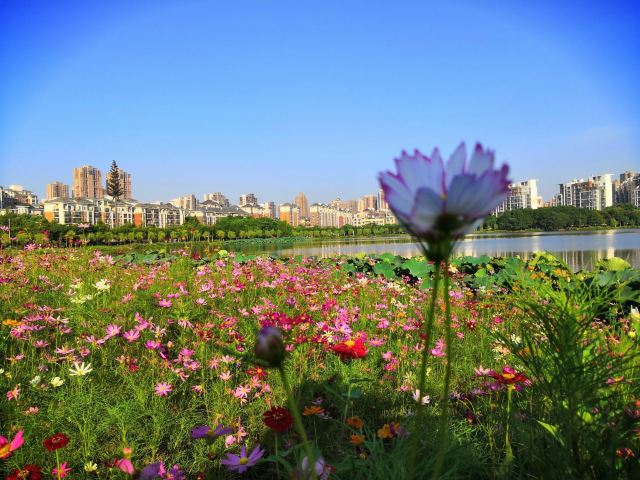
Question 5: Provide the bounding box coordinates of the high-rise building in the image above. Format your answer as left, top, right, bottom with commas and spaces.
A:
614, 171, 640, 207
46, 181, 69, 199
377, 189, 389, 210
494, 179, 540, 214
294, 192, 309, 218
310, 203, 354, 227
73, 165, 104, 199
279, 203, 300, 226
557, 174, 613, 210
106, 168, 133, 199
240, 193, 258, 206
169, 194, 198, 210
358, 194, 377, 212
203, 192, 230, 207
261, 201, 277, 219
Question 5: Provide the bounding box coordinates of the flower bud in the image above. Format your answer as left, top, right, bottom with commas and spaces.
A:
254, 327, 286, 368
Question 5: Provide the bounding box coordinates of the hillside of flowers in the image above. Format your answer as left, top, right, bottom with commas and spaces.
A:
1, 246, 639, 479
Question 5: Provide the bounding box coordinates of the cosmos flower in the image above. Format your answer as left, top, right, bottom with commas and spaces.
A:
6, 464, 42, 480
254, 327, 286, 367
332, 338, 368, 360
191, 424, 232, 441
68, 362, 93, 376
50, 377, 65, 387
43, 433, 69, 451
154, 382, 173, 397
220, 445, 265, 474
0, 430, 24, 459
263, 407, 293, 433
52, 462, 72, 478
379, 143, 510, 257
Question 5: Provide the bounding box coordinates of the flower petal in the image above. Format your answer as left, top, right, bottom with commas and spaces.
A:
446, 142, 467, 181
379, 172, 414, 220
395, 150, 444, 197
446, 173, 507, 219
409, 187, 443, 234
467, 143, 494, 176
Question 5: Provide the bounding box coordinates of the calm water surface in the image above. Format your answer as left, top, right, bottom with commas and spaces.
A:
236, 229, 640, 271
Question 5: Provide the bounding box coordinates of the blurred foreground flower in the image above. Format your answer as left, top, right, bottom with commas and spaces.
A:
0, 430, 24, 459
254, 327, 286, 367
379, 142, 509, 258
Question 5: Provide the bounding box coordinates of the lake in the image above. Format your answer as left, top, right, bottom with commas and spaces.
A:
234, 229, 640, 271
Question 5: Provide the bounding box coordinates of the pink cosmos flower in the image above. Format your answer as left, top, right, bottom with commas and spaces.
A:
154, 382, 173, 396
52, 462, 72, 478
116, 458, 135, 474
158, 299, 172, 308
379, 143, 510, 250
7, 385, 20, 401
0, 430, 24, 459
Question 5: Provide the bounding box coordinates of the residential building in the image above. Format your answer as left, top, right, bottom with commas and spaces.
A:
133, 203, 185, 228
239, 193, 258, 206
240, 203, 269, 218
377, 189, 389, 210
614, 171, 640, 207
46, 181, 69, 200
261, 201, 278, 219
191, 203, 247, 226
352, 209, 397, 227
106, 167, 133, 199
329, 198, 358, 213
73, 165, 104, 198
294, 192, 309, 218
1, 184, 39, 205
43, 197, 99, 225
358, 194, 377, 212
309, 204, 354, 227
203, 192, 230, 207
494, 179, 540, 214
169, 194, 198, 210
279, 203, 300, 226
557, 174, 613, 210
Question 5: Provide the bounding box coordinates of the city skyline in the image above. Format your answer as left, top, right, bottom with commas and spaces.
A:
1, 1, 639, 202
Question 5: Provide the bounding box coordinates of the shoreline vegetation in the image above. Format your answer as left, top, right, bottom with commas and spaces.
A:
1, 204, 639, 249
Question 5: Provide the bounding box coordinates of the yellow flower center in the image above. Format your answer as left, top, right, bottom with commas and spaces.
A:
239, 457, 249, 465
344, 340, 355, 348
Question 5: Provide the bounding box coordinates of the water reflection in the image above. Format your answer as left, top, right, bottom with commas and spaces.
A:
234, 229, 640, 271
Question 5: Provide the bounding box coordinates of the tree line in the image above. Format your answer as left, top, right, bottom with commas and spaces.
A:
1, 204, 638, 247
481, 204, 640, 231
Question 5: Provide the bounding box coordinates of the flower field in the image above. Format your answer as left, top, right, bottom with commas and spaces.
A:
1, 247, 639, 479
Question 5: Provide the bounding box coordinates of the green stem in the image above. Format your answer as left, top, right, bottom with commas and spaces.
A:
278, 366, 316, 480
432, 258, 453, 479
56, 449, 61, 480
275, 435, 280, 479
407, 261, 442, 480
342, 361, 353, 426
505, 385, 514, 465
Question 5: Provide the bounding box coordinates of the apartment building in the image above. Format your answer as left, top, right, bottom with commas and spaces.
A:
279, 203, 300, 226
73, 166, 104, 198
46, 182, 69, 200
494, 179, 540, 214
557, 174, 613, 210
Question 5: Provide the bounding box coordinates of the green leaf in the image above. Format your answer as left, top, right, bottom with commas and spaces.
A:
373, 262, 397, 279
536, 420, 565, 447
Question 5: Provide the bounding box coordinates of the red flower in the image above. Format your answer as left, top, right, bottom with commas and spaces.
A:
43, 433, 69, 451
488, 366, 528, 385
246, 367, 267, 380
263, 407, 293, 433
333, 339, 368, 360
7, 464, 42, 480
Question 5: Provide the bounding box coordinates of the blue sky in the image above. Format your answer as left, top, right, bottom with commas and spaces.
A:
1, 0, 638, 203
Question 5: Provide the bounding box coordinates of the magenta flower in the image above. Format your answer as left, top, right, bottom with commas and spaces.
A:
154, 382, 173, 396
379, 143, 509, 255
220, 444, 265, 473
0, 430, 24, 459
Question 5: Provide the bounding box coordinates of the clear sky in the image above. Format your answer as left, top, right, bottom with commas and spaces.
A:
1, 0, 638, 203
